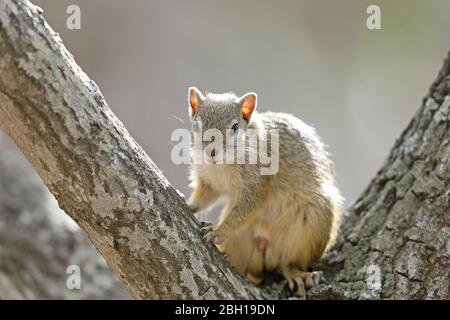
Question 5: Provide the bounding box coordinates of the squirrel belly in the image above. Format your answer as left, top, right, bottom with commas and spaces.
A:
186, 88, 343, 294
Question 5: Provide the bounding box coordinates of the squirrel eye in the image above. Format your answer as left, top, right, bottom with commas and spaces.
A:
231, 122, 239, 133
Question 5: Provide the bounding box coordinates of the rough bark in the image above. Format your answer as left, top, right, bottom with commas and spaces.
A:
0, 132, 131, 299
0, 0, 447, 299
0, 0, 266, 300
307, 56, 450, 299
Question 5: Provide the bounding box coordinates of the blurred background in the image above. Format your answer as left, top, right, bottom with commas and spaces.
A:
1, 0, 449, 298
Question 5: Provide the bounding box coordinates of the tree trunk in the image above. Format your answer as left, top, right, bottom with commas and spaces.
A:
0, 0, 265, 300
308, 57, 450, 300
0, 0, 447, 299
0, 132, 131, 299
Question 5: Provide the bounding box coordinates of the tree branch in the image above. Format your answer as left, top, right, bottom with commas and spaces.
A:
0, 132, 130, 299
307, 52, 450, 299
0, 0, 448, 300
0, 0, 266, 299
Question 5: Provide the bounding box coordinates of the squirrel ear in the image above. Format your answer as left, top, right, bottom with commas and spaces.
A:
239, 92, 257, 121
188, 87, 205, 117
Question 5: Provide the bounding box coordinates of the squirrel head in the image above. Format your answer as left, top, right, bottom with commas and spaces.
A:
187, 87, 257, 163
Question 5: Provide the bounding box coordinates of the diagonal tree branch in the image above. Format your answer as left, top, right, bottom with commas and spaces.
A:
0, 0, 265, 299
0, 131, 131, 299
308, 53, 450, 300
0, 0, 448, 300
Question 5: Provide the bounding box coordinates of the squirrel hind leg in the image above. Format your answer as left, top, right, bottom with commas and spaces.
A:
239, 232, 273, 285
282, 266, 323, 296
244, 235, 271, 284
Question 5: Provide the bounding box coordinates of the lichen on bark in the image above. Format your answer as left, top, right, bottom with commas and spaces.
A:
0, 0, 448, 300
0, 0, 265, 300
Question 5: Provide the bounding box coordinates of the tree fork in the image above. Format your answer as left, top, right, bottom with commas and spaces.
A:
0, 0, 265, 300
0, 0, 448, 299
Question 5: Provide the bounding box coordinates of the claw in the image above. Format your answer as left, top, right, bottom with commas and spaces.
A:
286, 276, 306, 296
202, 230, 223, 245
200, 224, 214, 237
198, 221, 224, 244
282, 268, 322, 296
200, 221, 213, 228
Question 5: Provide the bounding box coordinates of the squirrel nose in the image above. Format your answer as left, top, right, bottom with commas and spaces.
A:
210, 148, 216, 157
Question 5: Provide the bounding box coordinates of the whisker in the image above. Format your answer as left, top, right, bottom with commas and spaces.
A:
172, 115, 186, 125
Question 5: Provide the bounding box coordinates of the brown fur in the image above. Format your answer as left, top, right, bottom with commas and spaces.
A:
187, 88, 343, 293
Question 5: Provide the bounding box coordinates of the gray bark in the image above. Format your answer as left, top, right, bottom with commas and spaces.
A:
308, 55, 450, 299
0, 0, 265, 300
0, 132, 131, 299
0, 0, 448, 299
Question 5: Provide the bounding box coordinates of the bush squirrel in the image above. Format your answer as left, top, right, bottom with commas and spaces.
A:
186, 87, 343, 295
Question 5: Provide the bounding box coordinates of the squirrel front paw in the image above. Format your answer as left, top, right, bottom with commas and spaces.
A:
200, 222, 224, 245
